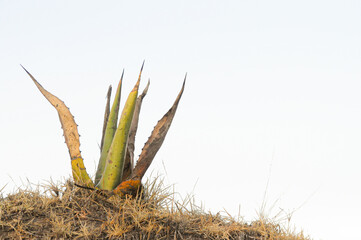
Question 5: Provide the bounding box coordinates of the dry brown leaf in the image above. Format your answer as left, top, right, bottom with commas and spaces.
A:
22, 65, 93, 187
132, 77, 186, 180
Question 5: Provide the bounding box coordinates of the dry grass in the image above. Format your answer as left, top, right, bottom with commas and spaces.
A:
0, 178, 311, 240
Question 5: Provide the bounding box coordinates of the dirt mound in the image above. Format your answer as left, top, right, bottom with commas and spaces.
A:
0, 180, 310, 240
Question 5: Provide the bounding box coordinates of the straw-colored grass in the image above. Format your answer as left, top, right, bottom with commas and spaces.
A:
0, 179, 310, 240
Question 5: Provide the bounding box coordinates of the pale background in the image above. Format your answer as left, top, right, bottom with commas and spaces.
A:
1, 1, 361, 239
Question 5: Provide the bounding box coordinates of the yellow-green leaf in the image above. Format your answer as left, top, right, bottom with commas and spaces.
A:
95, 71, 123, 185
21, 65, 94, 187
99, 64, 143, 190
122, 80, 150, 182
100, 85, 112, 151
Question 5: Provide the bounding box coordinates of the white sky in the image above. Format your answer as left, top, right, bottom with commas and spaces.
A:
1, 1, 360, 239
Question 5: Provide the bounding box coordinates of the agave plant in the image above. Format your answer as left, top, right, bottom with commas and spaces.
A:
22, 63, 185, 197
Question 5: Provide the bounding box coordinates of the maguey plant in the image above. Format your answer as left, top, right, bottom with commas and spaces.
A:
21, 63, 185, 197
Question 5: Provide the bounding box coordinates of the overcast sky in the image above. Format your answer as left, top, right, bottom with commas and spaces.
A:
1, 1, 361, 239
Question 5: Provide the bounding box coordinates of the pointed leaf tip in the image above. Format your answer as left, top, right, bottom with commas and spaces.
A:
21, 65, 34, 79
121, 69, 124, 78
20, 64, 27, 71
133, 62, 144, 91
106, 85, 112, 98
143, 80, 150, 95
141, 60, 145, 70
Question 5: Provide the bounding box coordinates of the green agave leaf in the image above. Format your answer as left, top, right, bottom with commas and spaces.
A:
122, 80, 150, 182
21, 65, 94, 187
131, 76, 186, 181
100, 85, 112, 151
95, 71, 123, 186
98, 64, 143, 190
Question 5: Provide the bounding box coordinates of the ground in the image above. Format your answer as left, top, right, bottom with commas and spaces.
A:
0, 179, 310, 240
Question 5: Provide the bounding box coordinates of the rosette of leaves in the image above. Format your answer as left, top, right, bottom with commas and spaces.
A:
22, 63, 185, 197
